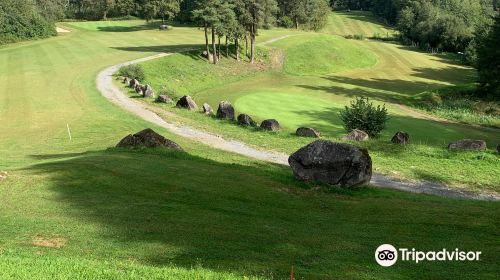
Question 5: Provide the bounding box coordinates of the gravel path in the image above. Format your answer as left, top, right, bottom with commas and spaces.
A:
97, 53, 499, 202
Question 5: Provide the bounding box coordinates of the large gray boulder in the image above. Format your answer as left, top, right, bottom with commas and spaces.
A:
343, 129, 369, 142
296, 127, 320, 138
289, 140, 372, 188
260, 119, 280, 131
391, 131, 410, 145
116, 128, 183, 151
142, 85, 154, 98
237, 114, 256, 127
176, 95, 198, 111
448, 139, 487, 151
216, 101, 235, 120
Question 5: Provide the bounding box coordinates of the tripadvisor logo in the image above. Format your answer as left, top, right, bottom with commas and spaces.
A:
375, 244, 482, 267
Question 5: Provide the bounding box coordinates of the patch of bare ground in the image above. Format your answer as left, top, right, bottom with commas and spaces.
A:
32, 236, 67, 249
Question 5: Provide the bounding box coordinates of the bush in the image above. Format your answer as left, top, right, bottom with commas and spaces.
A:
340, 97, 389, 137
0, 0, 56, 45
278, 16, 294, 29
118, 64, 145, 81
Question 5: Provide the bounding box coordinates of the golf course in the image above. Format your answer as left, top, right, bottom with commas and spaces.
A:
0, 7, 499, 280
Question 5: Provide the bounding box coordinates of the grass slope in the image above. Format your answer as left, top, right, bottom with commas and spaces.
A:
0, 18, 499, 280
269, 34, 377, 75
323, 11, 395, 38
138, 23, 499, 191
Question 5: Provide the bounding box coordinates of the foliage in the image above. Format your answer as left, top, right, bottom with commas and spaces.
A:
477, 14, 500, 100
413, 85, 500, 128
340, 97, 389, 137
0, 0, 56, 45
277, 0, 330, 31
118, 64, 146, 80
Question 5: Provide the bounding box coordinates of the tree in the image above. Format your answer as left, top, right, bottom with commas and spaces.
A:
192, 0, 222, 63
0, 0, 56, 44
114, 0, 135, 16
477, 14, 500, 99
277, 0, 329, 30
240, 0, 277, 63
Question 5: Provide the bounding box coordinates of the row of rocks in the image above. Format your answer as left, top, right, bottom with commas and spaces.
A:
125, 92, 497, 153
176, 96, 283, 132
120, 76, 155, 98
340, 129, 496, 152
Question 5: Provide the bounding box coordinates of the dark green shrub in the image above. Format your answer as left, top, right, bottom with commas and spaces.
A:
0, 0, 56, 45
118, 64, 145, 81
340, 97, 389, 137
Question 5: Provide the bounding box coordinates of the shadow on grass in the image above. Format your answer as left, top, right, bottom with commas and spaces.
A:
315, 66, 475, 97
97, 21, 165, 32
112, 44, 205, 54
20, 147, 499, 278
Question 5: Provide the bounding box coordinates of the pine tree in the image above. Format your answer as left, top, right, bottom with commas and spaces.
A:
477, 14, 500, 99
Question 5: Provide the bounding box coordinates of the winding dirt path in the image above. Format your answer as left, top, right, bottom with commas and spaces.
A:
97, 53, 498, 202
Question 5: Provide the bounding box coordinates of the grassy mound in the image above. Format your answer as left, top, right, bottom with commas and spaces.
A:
141, 49, 270, 98
270, 34, 377, 76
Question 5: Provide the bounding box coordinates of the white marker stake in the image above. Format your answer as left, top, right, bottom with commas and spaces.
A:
67, 124, 72, 141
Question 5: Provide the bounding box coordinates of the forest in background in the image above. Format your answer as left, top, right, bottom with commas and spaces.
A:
0, 0, 498, 98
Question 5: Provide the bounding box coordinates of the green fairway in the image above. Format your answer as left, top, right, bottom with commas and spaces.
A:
1, 16, 499, 280
322, 11, 395, 38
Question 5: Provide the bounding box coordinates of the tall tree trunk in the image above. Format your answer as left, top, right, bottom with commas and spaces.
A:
103, 10, 108, 20
245, 35, 248, 58
211, 28, 218, 64
204, 25, 210, 63
250, 24, 255, 64
225, 37, 229, 57
235, 38, 240, 61
295, 17, 299, 29
218, 36, 221, 60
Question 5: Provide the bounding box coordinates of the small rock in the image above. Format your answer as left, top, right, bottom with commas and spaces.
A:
216, 101, 235, 120
159, 25, 170, 30
296, 127, 320, 138
129, 79, 139, 88
448, 139, 487, 151
116, 128, 183, 151
237, 114, 256, 127
176, 95, 198, 110
260, 119, 280, 131
343, 129, 369, 141
142, 85, 154, 98
202, 103, 213, 115
123, 77, 130, 84
288, 140, 372, 187
391, 131, 410, 145
156, 95, 173, 103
